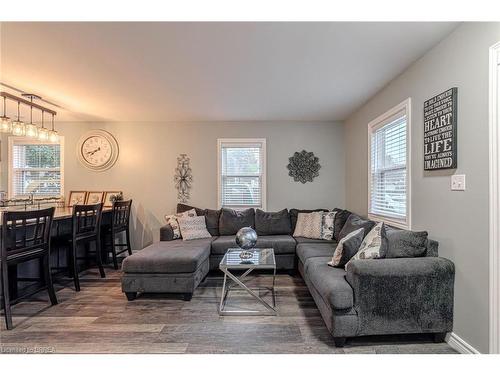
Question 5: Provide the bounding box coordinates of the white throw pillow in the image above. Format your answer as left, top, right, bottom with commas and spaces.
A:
328, 228, 365, 267
351, 222, 386, 261
293, 211, 323, 239
321, 211, 336, 240
165, 208, 197, 239
178, 216, 212, 241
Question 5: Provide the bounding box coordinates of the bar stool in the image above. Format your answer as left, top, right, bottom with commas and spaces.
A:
69, 203, 105, 291
102, 200, 133, 270
1, 207, 58, 330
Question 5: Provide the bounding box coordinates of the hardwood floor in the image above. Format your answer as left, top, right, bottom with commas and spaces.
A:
0, 268, 457, 354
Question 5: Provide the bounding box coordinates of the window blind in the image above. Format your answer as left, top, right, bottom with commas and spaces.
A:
370, 110, 407, 222
220, 142, 263, 208
11, 143, 62, 197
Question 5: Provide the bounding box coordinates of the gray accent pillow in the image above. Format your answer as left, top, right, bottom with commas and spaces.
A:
289, 208, 328, 233
351, 222, 388, 260
328, 228, 365, 268
177, 203, 220, 237
338, 213, 375, 241
219, 208, 255, 236
255, 209, 292, 235
333, 208, 352, 240
385, 226, 428, 258
178, 216, 212, 241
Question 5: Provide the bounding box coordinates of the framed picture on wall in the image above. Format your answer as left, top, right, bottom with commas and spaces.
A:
68, 191, 87, 207
86, 191, 104, 204
103, 191, 123, 207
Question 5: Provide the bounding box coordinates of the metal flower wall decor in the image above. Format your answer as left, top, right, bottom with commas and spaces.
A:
174, 154, 193, 203
287, 150, 321, 184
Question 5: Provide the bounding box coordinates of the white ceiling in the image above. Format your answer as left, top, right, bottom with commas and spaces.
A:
0, 22, 458, 122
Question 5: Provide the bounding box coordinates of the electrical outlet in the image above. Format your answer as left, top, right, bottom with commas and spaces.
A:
451, 174, 466, 191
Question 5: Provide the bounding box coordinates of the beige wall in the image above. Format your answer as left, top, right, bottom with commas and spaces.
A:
2, 121, 345, 247
344, 22, 500, 353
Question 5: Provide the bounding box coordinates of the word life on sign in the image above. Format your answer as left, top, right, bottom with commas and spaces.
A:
423, 87, 458, 170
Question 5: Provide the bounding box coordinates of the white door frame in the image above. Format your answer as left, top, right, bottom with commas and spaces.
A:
489, 41, 500, 354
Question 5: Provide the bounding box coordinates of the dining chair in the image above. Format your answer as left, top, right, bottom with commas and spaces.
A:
1, 207, 57, 330
102, 200, 133, 269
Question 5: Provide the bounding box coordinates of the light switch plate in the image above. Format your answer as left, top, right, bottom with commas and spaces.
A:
451, 174, 466, 191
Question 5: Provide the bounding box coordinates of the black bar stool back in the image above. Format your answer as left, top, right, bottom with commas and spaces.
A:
71, 203, 105, 291
106, 200, 133, 269
1, 207, 57, 330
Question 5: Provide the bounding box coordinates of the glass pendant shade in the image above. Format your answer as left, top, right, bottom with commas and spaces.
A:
11, 120, 26, 136
38, 127, 49, 141
48, 129, 59, 142
0, 116, 11, 133
25, 123, 39, 138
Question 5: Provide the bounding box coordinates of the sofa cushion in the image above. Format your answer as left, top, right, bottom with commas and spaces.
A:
296, 242, 337, 265
211, 235, 296, 255
333, 209, 352, 240
385, 226, 428, 258
122, 238, 212, 274
329, 228, 365, 268
304, 256, 354, 310
255, 209, 292, 235
218, 208, 255, 235
289, 208, 328, 233
177, 203, 221, 237
338, 213, 375, 241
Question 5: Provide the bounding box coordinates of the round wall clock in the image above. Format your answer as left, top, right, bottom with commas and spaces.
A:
77, 129, 119, 171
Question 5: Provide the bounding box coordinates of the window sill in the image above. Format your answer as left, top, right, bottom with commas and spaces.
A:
368, 213, 409, 230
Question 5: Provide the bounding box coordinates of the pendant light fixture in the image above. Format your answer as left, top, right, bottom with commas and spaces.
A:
48, 113, 59, 142
25, 96, 39, 138
0, 96, 12, 133
38, 110, 49, 141
11, 101, 26, 136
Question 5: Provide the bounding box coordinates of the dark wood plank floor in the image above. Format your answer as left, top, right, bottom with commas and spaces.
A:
0, 268, 457, 354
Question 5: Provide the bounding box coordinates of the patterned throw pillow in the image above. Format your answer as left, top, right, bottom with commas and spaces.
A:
350, 222, 388, 261
178, 216, 212, 241
328, 228, 365, 268
293, 211, 323, 239
165, 208, 197, 239
321, 211, 337, 240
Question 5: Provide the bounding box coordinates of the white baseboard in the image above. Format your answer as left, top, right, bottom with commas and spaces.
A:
446, 332, 480, 354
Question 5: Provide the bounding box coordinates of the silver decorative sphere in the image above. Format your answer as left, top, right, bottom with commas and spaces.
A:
235, 227, 258, 250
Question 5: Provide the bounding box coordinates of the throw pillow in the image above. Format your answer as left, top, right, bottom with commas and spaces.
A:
328, 228, 365, 268
165, 208, 197, 239
321, 211, 337, 240
177, 203, 221, 236
293, 211, 323, 239
289, 208, 329, 233
218, 208, 255, 236
178, 216, 212, 241
351, 222, 388, 260
338, 213, 375, 241
255, 209, 292, 235
333, 209, 352, 241
385, 227, 428, 258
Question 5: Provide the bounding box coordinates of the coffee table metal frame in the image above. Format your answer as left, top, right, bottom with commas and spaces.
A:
218, 248, 277, 316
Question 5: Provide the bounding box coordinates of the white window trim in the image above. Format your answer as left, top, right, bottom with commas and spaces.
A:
7, 136, 65, 199
367, 98, 411, 229
217, 138, 267, 210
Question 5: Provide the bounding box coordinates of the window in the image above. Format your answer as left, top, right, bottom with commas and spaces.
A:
8, 137, 64, 198
368, 99, 411, 228
218, 139, 266, 209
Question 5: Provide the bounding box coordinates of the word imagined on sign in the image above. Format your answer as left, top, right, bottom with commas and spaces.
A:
423, 87, 458, 170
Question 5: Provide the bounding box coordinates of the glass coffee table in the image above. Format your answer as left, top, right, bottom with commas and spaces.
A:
218, 248, 277, 316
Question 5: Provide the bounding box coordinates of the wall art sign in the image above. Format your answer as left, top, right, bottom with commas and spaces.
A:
174, 154, 193, 203
287, 150, 321, 184
423, 87, 458, 170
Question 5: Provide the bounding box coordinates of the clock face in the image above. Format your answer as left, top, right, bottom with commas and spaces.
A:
77, 130, 119, 171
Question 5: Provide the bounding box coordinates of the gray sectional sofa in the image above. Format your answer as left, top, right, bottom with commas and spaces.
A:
122, 205, 455, 347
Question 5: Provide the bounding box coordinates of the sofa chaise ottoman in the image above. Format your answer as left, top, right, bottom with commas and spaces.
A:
121, 238, 211, 301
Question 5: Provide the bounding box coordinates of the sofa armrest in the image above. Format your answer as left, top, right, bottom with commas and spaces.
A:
345, 257, 455, 335
160, 224, 175, 241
